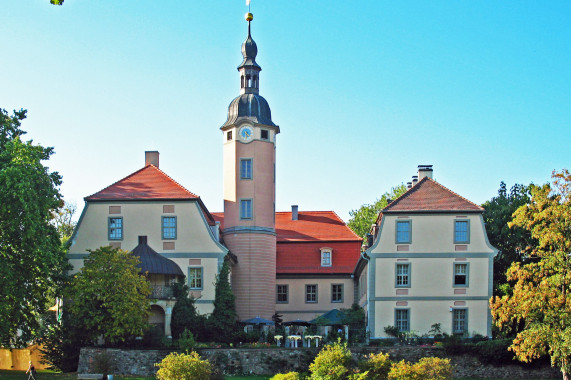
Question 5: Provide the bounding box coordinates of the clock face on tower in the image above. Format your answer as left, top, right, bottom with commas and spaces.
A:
239, 125, 254, 142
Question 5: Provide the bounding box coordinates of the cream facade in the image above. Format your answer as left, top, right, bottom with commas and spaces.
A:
363, 169, 497, 339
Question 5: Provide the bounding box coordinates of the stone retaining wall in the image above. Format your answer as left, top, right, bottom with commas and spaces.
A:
78, 346, 561, 378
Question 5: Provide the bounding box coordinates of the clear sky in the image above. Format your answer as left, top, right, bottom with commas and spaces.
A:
2, 1, 570, 222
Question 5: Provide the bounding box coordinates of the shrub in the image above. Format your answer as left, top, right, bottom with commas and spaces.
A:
176, 329, 197, 351
470, 338, 515, 365
155, 351, 212, 380
142, 324, 164, 347
309, 340, 353, 380
388, 357, 452, 380
383, 325, 399, 338
271, 372, 302, 380
359, 352, 391, 379
442, 334, 468, 355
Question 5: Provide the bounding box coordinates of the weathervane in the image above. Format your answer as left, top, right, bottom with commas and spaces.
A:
246, 0, 253, 22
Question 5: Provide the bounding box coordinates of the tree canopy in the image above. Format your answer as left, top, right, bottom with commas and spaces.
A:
66, 246, 152, 344
490, 169, 571, 379
347, 184, 407, 239
482, 182, 532, 296
0, 108, 69, 347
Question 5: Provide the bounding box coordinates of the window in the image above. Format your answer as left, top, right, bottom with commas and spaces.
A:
454, 220, 470, 243
331, 284, 343, 303
395, 263, 411, 288
188, 267, 203, 290
162, 216, 177, 240
240, 199, 253, 219
261, 129, 269, 140
227, 131, 233, 140
108, 217, 123, 240
396, 220, 411, 244
454, 263, 469, 287
395, 309, 410, 332
452, 309, 467, 335
321, 250, 332, 267
240, 158, 253, 179
277, 285, 288, 303
305, 284, 317, 303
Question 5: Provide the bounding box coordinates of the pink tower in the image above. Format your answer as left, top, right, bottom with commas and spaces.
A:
220, 13, 279, 320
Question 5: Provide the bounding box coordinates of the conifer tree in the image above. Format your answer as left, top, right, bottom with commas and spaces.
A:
209, 259, 237, 342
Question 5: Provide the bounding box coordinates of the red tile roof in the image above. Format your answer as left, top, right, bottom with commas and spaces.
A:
212, 211, 362, 274
276, 211, 362, 243
383, 177, 483, 212
85, 165, 200, 201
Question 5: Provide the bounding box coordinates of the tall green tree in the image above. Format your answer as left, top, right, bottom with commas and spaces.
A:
0, 108, 68, 347
482, 182, 532, 296
348, 184, 407, 239
490, 169, 571, 380
66, 246, 152, 345
208, 259, 237, 343
170, 280, 206, 340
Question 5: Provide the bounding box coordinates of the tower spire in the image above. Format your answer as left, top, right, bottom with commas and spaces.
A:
239, 11, 261, 95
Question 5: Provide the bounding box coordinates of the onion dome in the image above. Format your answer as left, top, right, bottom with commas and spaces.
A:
132, 236, 184, 276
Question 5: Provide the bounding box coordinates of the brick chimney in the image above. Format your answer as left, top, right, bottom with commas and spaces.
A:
145, 151, 159, 168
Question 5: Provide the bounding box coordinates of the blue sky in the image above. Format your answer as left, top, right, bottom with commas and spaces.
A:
2, 1, 570, 222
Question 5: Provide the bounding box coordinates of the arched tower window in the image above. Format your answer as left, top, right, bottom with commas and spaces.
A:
253, 75, 258, 88
241, 75, 245, 88
246, 74, 251, 87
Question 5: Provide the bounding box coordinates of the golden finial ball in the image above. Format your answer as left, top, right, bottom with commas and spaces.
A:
245, 12, 253, 21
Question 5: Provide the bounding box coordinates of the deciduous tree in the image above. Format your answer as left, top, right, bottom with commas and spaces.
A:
0, 108, 68, 347
66, 246, 152, 345
348, 184, 407, 239
490, 169, 571, 380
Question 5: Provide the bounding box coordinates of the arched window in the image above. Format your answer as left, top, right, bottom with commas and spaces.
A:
320, 248, 332, 267
246, 74, 251, 87
241, 75, 245, 88
253, 75, 258, 88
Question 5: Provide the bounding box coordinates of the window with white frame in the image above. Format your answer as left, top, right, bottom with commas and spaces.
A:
454, 220, 470, 243
277, 285, 288, 303
188, 267, 203, 290
395, 309, 409, 332
162, 216, 177, 239
321, 249, 332, 267
331, 284, 343, 303
108, 217, 123, 240
453, 309, 467, 335
396, 263, 410, 287
396, 220, 411, 244
240, 158, 253, 179
454, 263, 468, 287
305, 284, 317, 303
240, 199, 253, 219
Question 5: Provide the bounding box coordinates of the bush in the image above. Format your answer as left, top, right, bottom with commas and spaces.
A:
470, 338, 515, 365
383, 326, 400, 338
309, 340, 353, 380
388, 357, 452, 380
271, 372, 302, 380
359, 352, 391, 379
142, 324, 164, 347
442, 334, 469, 355
176, 329, 197, 351
155, 351, 212, 380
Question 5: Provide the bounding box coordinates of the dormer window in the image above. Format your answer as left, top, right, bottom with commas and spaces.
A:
321, 248, 332, 267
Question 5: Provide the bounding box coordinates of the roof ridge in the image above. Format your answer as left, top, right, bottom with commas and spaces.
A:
329, 210, 362, 240
85, 165, 151, 200
149, 164, 199, 198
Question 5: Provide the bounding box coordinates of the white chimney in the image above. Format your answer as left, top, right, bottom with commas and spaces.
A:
412, 175, 418, 186
145, 151, 160, 168
417, 165, 433, 180
292, 205, 299, 221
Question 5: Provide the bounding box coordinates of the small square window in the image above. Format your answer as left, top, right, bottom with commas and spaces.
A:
331, 284, 343, 303
395, 263, 410, 288
108, 217, 123, 240
454, 220, 470, 243
240, 158, 252, 179
261, 129, 269, 140
162, 216, 177, 240
277, 285, 288, 303
305, 284, 317, 303
240, 199, 253, 219
188, 267, 203, 290
396, 220, 411, 244
454, 263, 469, 287
321, 250, 332, 267
227, 131, 232, 141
